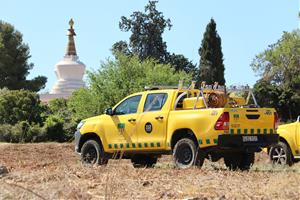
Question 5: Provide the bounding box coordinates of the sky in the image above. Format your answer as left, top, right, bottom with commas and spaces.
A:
1, 0, 299, 92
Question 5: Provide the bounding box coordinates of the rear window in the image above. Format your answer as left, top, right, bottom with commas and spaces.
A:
143, 93, 168, 112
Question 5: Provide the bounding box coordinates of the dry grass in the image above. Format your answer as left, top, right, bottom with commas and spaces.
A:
0, 143, 300, 200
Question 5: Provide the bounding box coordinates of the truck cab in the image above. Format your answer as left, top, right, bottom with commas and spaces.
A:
75, 83, 279, 170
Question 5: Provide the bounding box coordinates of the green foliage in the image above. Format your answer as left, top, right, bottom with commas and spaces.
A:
252, 30, 300, 88
0, 89, 44, 125
68, 88, 101, 120
198, 18, 225, 85
0, 121, 46, 143
0, 21, 47, 91
167, 53, 197, 77
44, 115, 65, 142
69, 54, 192, 119
0, 92, 74, 143
252, 30, 300, 121
118, 0, 171, 63
113, 0, 196, 75
44, 98, 78, 141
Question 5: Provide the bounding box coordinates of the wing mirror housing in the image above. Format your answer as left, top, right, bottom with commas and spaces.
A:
104, 108, 114, 116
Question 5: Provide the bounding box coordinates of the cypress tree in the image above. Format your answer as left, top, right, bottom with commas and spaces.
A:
198, 18, 225, 85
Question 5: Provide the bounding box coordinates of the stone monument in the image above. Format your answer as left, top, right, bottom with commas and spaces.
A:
40, 19, 86, 102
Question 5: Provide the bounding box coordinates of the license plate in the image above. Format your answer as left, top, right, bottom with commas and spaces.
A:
242, 136, 258, 142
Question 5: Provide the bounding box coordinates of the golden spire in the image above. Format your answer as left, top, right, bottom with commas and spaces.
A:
65, 18, 77, 56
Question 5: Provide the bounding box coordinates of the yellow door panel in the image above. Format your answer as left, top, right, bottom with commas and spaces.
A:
104, 94, 143, 151
136, 111, 167, 149
136, 93, 169, 150
103, 114, 139, 150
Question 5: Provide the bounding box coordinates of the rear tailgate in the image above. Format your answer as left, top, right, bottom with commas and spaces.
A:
217, 108, 278, 150
226, 108, 275, 135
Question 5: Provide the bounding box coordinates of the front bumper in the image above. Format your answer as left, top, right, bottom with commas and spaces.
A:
218, 134, 279, 150
74, 130, 82, 153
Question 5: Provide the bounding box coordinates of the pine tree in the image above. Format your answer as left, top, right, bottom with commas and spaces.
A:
0, 21, 47, 91
198, 18, 225, 85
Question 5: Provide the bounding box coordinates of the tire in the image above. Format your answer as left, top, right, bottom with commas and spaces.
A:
173, 138, 205, 169
81, 139, 108, 165
269, 141, 293, 166
131, 155, 157, 168
224, 152, 255, 171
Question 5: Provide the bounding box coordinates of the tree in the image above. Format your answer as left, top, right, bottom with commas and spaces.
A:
118, 0, 171, 63
68, 54, 192, 120
113, 0, 196, 75
166, 53, 197, 76
111, 40, 132, 58
0, 88, 44, 125
198, 18, 225, 85
0, 21, 47, 91
252, 30, 300, 121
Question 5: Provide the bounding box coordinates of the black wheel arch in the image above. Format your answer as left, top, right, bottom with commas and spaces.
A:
171, 128, 198, 150
78, 132, 103, 153
268, 137, 291, 151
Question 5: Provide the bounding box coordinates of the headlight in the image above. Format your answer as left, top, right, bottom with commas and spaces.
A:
77, 121, 85, 130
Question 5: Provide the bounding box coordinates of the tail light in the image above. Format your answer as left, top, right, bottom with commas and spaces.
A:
215, 112, 230, 130
274, 112, 279, 130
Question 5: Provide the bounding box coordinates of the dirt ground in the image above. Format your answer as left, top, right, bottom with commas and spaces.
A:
0, 143, 299, 200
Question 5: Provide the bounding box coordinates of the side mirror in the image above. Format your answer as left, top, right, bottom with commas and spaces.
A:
297, 115, 300, 122
104, 108, 114, 116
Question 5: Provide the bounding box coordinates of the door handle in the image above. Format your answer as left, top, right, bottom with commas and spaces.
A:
128, 118, 136, 122
155, 116, 164, 120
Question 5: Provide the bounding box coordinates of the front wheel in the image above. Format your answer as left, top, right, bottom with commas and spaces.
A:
173, 138, 205, 169
81, 140, 108, 165
269, 142, 293, 166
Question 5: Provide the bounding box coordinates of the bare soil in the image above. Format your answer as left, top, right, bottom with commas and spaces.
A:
0, 143, 299, 200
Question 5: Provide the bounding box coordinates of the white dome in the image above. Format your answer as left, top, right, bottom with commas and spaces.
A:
50, 55, 86, 95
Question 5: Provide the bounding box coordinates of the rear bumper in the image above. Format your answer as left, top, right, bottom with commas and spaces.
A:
218, 134, 279, 150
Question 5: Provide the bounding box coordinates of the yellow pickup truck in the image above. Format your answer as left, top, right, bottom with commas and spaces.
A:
75, 84, 279, 170
269, 116, 300, 165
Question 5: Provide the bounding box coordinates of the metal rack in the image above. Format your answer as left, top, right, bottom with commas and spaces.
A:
145, 80, 259, 109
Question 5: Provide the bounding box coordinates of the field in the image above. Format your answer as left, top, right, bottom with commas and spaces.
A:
0, 143, 300, 200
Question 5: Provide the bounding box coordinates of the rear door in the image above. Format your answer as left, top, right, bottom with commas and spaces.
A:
136, 92, 169, 150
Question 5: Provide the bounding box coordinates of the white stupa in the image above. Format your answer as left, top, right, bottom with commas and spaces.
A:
40, 19, 85, 102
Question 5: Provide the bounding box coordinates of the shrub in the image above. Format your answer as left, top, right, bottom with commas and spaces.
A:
0, 89, 44, 125
44, 115, 65, 142
43, 98, 78, 141
0, 124, 15, 142
0, 121, 46, 143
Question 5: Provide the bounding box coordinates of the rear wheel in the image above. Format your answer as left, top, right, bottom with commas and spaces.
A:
81, 140, 108, 165
269, 142, 293, 166
224, 152, 255, 170
131, 155, 158, 168
173, 138, 205, 169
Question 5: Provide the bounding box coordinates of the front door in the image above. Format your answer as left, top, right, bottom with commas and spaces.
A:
136, 93, 169, 150
103, 95, 142, 151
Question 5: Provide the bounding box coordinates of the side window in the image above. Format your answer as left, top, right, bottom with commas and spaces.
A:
144, 93, 168, 112
114, 95, 142, 115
